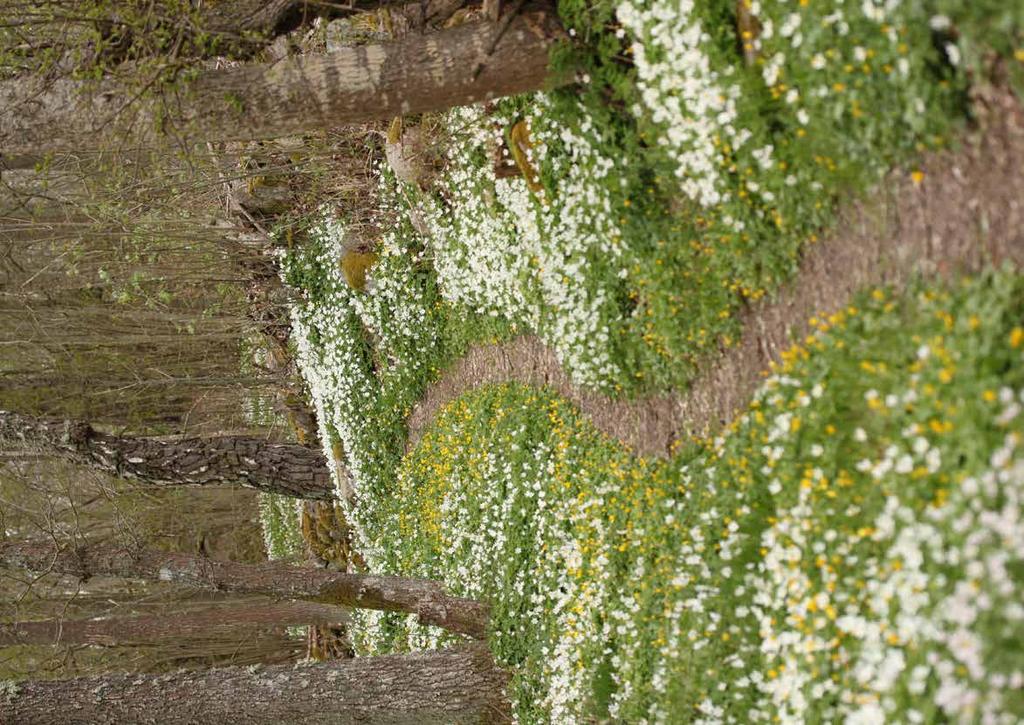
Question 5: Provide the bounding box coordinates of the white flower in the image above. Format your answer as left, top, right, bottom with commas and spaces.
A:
845, 701, 886, 725
996, 403, 1020, 426
947, 629, 984, 680
944, 42, 961, 67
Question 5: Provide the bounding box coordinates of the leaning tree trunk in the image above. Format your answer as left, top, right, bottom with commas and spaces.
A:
0, 540, 490, 638
0, 645, 508, 725
197, 0, 466, 48
0, 600, 347, 647
0, 0, 405, 84
0, 410, 340, 500
0, 4, 567, 161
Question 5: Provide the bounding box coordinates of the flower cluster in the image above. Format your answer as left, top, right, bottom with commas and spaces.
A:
256, 492, 305, 561
408, 0, 968, 392
423, 97, 629, 389
256, 1, 1024, 718
353, 272, 1024, 723
616, 0, 745, 207
276, 196, 449, 554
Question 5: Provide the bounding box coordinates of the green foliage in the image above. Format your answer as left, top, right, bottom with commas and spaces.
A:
407, 0, 1019, 394
275, 189, 515, 534
257, 493, 305, 561
224, 91, 246, 115
930, 0, 1024, 93
218, 3, 1024, 719
358, 270, 1024, 721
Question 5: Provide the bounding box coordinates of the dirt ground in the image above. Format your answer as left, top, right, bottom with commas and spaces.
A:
406, 86, 1024, 458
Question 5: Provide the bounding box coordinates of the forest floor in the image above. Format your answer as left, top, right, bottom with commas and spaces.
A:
406, 86, 1024, 457
260, 3, 1024, 722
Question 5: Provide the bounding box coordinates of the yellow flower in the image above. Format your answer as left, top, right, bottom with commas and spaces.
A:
911, 170, 925, 186
1010, 327, 1024, 349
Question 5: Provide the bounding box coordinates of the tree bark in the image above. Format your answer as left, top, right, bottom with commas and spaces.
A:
0, 4, 567, 160
0, 409, 340, 500
0, 540, 491, 638
198, 0, 466, 43
200, 0, 330, 40
0, 645, 508, 724
0, 0, 406, 72
0, 600, 347, 647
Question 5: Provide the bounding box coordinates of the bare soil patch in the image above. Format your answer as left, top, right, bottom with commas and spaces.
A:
407, 87, 1024, 457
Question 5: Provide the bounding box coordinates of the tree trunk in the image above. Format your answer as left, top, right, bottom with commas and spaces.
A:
198, 0, 465, 45
0, 410, 339, 500
200, 0, 330, 40
0, 4, 567, 160
0, 0, 405, 75
0, 600, 347, 647
0, 540, 491, 638
0, 645, 508, 724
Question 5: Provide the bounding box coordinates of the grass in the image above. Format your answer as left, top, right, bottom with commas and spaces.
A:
350, 270, 1024, 722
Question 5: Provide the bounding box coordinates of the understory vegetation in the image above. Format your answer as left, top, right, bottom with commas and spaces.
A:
284, 263, 1024, 721
369, 273, 1024, 722
418, 0, 1015, 393
257, 0, 1024, 722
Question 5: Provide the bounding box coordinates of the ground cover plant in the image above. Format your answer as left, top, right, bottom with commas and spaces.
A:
271, 174, 513, 537
10, 0, 1023, 715
413, 0, 1021, 393
339, 271, 1024, 722
258, 493, 307, 561
255, 1, 1024, 721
